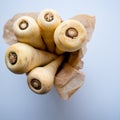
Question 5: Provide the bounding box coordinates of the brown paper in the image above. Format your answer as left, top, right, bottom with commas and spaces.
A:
55, 63, 85, 100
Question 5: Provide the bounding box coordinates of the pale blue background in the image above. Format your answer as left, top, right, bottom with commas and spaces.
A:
0, 0, 120, 120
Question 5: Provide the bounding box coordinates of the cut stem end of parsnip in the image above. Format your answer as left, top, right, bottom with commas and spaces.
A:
8, 52, 17, 65
66, 27, 78, 39
31, 79, 41, 90
54, 19, 87, 52
44, 12, 54, 22
19, 20, 29, 30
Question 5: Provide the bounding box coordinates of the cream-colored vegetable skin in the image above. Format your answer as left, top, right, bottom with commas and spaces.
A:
37, 9, 62, 52
54, 19, 87, 52
13, 16, 46, 49
5, 43, 57, 74
27, 55, 64, 94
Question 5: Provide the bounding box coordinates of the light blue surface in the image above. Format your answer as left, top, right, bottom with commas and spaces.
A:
0, 0, 120, 120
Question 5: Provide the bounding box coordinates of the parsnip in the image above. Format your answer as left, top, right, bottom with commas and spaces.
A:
5, 43, 57, 74
27, 55, 64, 94
54, 19, 87, 52
37, 9, 62, 52
3, 13, 39, 45
13, 16, 46, 49
55, 47, 65, 55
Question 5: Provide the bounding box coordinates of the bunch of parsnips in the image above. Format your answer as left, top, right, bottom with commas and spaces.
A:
3, 9, 96, 100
